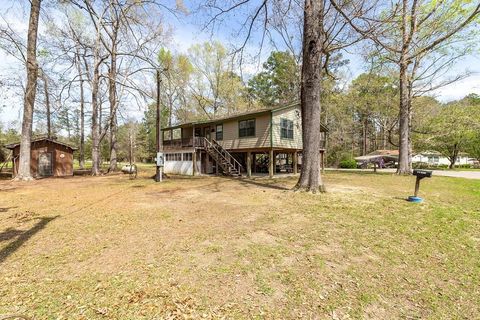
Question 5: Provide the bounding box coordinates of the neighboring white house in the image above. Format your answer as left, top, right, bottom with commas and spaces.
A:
412, 151, 471, 166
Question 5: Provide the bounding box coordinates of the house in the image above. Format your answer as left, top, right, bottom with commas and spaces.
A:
161, 103, 328, 177
412, 151, 471, 167
5, 137, 77, 178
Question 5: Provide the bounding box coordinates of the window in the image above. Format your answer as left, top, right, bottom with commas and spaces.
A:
216, 124, 223, 140
239, 119, 255, 137
183, 153, 193, 161
163, 130, 172, 141
280, 118, 294, 139
172, 128, 181, 139
165, 153, 182, 161
427, 156, 439, 164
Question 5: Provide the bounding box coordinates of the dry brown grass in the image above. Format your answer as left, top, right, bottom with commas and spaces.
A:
0, 168, 479, 319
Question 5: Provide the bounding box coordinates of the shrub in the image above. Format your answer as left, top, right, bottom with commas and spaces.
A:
339, 158, 357, 169
413, 162, 429, 169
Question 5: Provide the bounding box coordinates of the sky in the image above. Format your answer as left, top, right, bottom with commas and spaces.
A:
1, 1, 480, 130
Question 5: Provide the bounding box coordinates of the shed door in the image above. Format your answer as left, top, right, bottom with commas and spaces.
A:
38, 152, 53, 177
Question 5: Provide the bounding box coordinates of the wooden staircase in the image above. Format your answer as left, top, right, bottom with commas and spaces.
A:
202, 138, 243, 176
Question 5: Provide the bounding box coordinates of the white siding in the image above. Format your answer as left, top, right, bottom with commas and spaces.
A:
164, 161, 196, 175
412, 154, 470, 166
163, 150, 199, 175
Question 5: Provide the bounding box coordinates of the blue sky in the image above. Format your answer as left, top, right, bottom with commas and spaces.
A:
1, 1, 480, 129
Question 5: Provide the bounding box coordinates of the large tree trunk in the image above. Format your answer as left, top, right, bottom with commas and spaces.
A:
16, 0, 41, 181
397, 0, 412, 175
295, 0, 326, 193
397, 60, 411, 175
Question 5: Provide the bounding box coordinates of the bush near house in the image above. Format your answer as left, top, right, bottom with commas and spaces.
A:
339, 158, 357, 169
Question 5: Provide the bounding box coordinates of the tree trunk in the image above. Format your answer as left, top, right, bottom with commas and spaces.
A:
362, 115, 368, 155
295, 0, 326, 193
91, 62, 101, 176
382, 120, 387, 150
397, 60, 411, 175
16, 0, 41, 181
74, 46, 86, 169
449, 145, 459, 169
108, 48, 118, 172
397, 0, 412, 175
65, 110, 71, 139
40, 71, 51, 138
79, 71, 85, 170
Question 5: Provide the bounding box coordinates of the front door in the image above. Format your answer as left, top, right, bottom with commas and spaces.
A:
204, 126, 211, 141
38, 152, 53, 177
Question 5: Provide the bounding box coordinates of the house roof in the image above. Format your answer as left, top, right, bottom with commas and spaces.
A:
4, 136, 78, 151
162, 102, 329, 132
354, 150, 399, 162
355, 154, 398, 162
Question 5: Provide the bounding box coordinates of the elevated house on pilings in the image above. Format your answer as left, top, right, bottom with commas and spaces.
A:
161, 103, 328, 177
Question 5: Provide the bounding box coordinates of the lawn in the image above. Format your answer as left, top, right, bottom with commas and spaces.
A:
0, 169, 479, 319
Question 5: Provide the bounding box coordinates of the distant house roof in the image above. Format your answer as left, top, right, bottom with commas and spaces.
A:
413, 150, 442, 156
162, 102, 329, 132
4, 136, 78, 150
355, 150, 399, 162
414, 150, 470, 157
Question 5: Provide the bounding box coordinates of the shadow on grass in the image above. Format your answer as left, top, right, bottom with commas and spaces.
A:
0, 206, 17, 213
392, 196, 410, 202
225, 176, 291, 191
0, 216, 58, 264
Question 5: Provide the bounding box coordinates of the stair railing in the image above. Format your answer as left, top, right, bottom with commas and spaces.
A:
202, 138, 243, 175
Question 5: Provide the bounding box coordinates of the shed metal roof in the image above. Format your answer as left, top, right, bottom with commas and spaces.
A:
4, 137, 78, 150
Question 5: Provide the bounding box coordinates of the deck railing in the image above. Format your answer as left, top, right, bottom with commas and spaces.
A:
163, 137, 206, 149
163, 137, 327, 150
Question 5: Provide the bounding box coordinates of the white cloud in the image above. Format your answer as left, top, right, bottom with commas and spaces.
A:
432, 75, 480, 102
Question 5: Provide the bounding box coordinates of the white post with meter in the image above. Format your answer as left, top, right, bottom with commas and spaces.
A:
156, 152, 164, 182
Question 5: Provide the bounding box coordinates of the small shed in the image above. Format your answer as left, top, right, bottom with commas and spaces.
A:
5, 137, 77, 178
